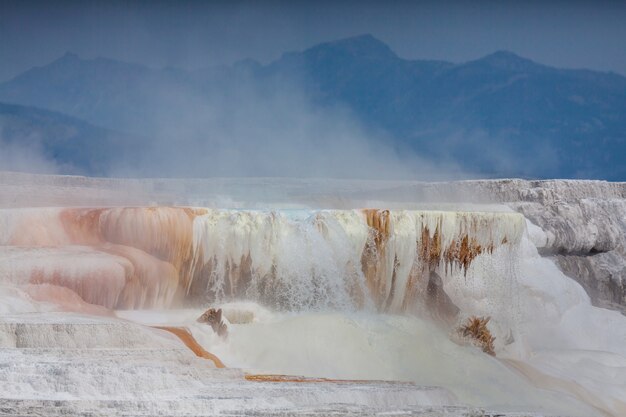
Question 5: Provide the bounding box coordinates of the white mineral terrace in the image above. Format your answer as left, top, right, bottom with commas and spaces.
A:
1, 202, 625, 416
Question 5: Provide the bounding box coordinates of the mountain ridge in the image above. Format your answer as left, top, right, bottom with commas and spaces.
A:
0, 34, 624, 179
0, 101, 143, 175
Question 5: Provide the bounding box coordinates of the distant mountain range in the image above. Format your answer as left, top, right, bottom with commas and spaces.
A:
0, 101, 142, 175
1, 34, 625, 179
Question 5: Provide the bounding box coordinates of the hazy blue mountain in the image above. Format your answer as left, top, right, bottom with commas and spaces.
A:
0, 53, 200, 136
261, 36, 626, 179
0, 101, 142, 175
1, 35, 625, 179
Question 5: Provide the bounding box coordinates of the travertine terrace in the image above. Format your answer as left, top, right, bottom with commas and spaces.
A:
0, 206, 524, 314
2, 173, 626, 416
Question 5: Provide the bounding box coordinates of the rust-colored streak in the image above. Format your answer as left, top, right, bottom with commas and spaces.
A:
154, 326, 225, 368
60, 208, 105, 245
99, 207, 195, 272
244, 374, 414, 385
361, 209, 391, 248
419, 223, 485, 276
187, 207, 208, 217
444, 235, 484, 274
420, 225, 443, 269
360, 209, 392, 308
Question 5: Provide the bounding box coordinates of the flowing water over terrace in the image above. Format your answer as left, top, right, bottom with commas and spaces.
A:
0, 207, 525, 313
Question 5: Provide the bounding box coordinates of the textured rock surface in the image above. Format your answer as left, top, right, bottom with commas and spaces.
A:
486, 182, 626, 313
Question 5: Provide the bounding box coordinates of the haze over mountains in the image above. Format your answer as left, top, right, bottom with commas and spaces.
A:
1, 34, 625, 180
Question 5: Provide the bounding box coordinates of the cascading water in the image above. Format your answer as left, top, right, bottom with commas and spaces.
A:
0, 207, 525, 314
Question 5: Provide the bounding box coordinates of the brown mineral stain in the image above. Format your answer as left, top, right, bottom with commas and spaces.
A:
60, 208, 105, 245
444, 235, 484, 275
99, 207, 195, 273
361, 209, 393, 308
458, 316, 496, 356
244, 374, 414, 385
154, 326, 225, 368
